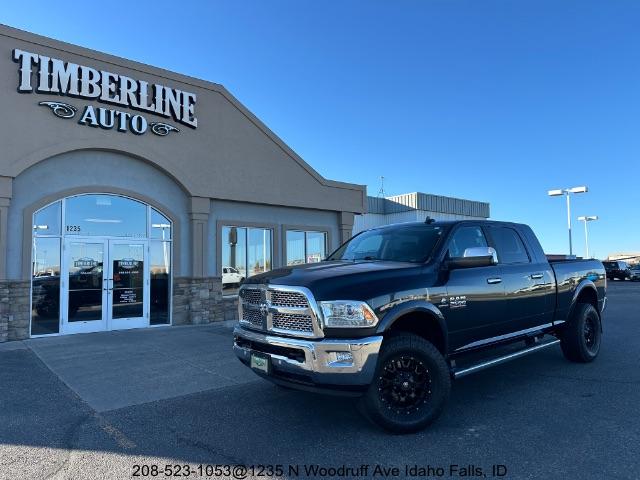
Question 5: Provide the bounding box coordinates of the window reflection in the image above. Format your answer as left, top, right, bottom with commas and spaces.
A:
67, 242, 104, 322
286, 230, 327, 265
285, 231, 305, 265
65, 194, 147, 237
31, 237, 61, 335
222, 227, 247, 280
33, 201, 61, 236
221, 226, 272, 296
150, 241, 171, 325
306, 232, 326, 264
248, 228, 272, 276
150, 208, 172, 240
111, 243, 145, 319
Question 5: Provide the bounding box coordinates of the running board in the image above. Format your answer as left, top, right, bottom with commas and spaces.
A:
452, 339, 560, 379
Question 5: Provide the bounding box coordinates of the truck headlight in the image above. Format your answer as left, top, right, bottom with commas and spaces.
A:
318, 301, 378, 328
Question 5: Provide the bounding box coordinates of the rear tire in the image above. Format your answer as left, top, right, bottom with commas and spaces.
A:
359, 333, 451, 434
560, 302, 602, 363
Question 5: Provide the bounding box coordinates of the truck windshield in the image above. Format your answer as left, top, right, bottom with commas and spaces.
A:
328, 225, 445, 263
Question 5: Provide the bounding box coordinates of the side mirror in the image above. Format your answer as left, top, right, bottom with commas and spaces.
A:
447, 247, 498, 269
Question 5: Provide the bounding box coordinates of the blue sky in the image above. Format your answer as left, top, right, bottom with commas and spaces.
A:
2, 1, 639, 258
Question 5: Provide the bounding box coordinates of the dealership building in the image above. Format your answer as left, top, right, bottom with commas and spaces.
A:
0, 25, 489, 343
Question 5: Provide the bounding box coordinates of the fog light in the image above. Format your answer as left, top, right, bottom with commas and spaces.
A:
328, 351, 354, 364
336, 352, 353, 362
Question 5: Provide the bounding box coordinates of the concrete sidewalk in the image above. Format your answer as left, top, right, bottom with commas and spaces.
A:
21, 323, 258, 412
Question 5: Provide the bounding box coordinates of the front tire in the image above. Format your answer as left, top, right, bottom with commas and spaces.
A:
359, 333, 451, 434
560, 302, 602, 363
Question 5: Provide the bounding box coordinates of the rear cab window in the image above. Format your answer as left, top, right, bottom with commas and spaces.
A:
487, 226, 530, 264
447, 226, 488, 258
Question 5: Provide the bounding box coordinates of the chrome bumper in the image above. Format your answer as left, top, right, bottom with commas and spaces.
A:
233, 326, 383, 387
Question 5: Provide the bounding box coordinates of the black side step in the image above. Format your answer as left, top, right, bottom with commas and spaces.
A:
451, 339, 560, 379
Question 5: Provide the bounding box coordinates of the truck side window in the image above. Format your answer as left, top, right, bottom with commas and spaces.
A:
448, 226, 488, 258
489, 227, 530, 264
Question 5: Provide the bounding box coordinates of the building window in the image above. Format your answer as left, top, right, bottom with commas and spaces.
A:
221, 226, 273, 295
286, 230, 327, 266
31, 236, 61, 335
64, 194, 147, 237
150, 239, 171, 325
150, 209, 172, 325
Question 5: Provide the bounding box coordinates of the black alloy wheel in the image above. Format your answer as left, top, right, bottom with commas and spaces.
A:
359, 333, 451, 434
378, 355, 432, 415
560, 302, 602, 363
583, 315, 598, 355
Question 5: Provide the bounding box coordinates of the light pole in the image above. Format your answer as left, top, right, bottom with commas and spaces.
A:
152, 223, 171, 269
577, 215, 598, 259
548, 186, 588, 256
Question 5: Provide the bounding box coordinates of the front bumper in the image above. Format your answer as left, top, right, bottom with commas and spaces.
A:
233, 326, 383, 391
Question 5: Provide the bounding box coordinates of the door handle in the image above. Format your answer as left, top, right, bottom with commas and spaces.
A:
487, 277, 502, 284
530, 273, 544, 280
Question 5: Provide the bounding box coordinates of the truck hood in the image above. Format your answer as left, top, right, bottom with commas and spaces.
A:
244, 260, 431, 301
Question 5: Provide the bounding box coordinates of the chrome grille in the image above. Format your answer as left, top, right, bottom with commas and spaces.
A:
270, 291, 308, 308
242, 307, 265, 329
272, 312, 313, 333
240, 288, 263, 305
238, 285, 320, 338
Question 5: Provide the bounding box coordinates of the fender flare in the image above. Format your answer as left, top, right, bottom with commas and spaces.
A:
568, 279, 600, 324
375, 300, 449, 353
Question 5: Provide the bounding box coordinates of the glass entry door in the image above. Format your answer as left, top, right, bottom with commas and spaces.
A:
61, 238, 149, 334
62, 239, 109, 334
108, 240, 148, 330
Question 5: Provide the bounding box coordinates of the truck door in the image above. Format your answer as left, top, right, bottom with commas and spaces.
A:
486, 225, 553, 334
444, 225, 507, 350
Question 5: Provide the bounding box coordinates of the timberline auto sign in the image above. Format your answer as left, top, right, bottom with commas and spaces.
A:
12, 49, 198, 137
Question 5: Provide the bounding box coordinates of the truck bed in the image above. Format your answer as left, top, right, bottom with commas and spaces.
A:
549, 259, 606, 322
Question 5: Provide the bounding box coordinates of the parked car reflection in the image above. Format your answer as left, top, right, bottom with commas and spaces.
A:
33, 263, 104, 321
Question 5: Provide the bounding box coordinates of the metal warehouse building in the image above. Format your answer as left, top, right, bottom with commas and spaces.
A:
354, 192, 490, 234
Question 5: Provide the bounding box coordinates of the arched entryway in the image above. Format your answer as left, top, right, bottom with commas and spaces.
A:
31, 193, 172, 336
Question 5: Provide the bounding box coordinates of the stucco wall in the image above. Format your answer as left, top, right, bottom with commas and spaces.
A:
8, 150, 190, 280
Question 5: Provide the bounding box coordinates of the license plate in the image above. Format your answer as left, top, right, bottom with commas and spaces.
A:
250, 353, 270, 374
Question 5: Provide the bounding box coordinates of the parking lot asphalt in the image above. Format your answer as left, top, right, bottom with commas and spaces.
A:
0, 282, 639, 480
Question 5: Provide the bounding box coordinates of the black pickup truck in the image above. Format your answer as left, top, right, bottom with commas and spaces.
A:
233, 220, 606, 433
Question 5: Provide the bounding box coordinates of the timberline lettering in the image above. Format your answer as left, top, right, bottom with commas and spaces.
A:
13, 48, 197, 128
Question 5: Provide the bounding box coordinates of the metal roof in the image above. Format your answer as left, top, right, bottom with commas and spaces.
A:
367, 192, 490, 218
